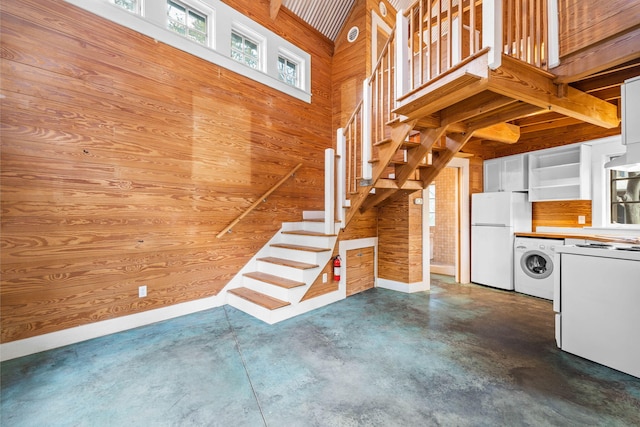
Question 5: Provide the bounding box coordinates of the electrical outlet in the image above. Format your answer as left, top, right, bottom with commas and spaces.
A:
578, 215, 586, 225
138, 285, 147, 298
322, 273, 328, 283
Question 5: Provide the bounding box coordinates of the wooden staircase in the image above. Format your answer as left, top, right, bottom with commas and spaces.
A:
225, 211, 340, 324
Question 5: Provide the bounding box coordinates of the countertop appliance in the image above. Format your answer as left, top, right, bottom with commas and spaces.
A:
554, 243, 640, 378
471, 192, 531, 290
514, 237, 563, 300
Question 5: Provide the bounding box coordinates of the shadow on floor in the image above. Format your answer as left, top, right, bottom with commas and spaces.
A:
2, 275, 640, 426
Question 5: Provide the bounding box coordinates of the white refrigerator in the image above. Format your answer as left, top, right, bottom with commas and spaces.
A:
471, 192, 531, 290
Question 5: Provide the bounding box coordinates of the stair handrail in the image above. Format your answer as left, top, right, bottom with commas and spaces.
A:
216, 163, 303, 238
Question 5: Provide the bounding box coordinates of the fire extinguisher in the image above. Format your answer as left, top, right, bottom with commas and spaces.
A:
333, 255, 341, 281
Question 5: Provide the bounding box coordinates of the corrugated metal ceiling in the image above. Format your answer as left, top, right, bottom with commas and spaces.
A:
282, 0, 409, 41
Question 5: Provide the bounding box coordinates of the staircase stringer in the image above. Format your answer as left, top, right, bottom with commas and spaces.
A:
344, 120, 417, 225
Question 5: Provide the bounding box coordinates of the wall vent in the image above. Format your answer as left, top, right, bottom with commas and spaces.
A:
379, 2, 387, 16
347, 26, 359, 43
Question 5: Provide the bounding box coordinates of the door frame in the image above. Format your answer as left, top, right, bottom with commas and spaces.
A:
423, 157, 470, 284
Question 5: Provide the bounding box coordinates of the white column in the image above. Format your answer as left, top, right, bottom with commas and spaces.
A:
324, 148, 335, 235
483, 0, 503, 70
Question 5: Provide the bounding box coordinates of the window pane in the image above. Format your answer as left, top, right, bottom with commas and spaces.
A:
168, 1, 186, 22
115, 0, 138, 12
610, 170, 640, 224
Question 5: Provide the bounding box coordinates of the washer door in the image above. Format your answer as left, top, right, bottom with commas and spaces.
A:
520, 250, 553, 279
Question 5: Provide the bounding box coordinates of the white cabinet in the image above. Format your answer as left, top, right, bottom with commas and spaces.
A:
623, 76, 640, 145
528, 144, 591, 201
483, 154, 528, 192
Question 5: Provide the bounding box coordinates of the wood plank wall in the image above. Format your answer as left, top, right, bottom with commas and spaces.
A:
377, 193, 423, 284
0, 0, 334, 343
558, 0, 640, 57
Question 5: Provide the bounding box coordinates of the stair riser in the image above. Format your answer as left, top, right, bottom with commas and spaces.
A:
280, 233, 334, 248
269, 247, 326, 264
226, 293, 279, 324
241, 277, 304, 301
302, 210, 324, 220
282, 221, 327, 233
257, 262, 318, 282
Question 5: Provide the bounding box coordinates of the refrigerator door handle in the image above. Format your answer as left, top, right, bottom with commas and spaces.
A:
473, 223, 508, 227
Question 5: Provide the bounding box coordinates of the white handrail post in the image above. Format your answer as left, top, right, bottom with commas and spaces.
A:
483, 0, 503, 70
547, 0, 560, 68
336, 129, 347, 229
324, 148, 335, 235
361, 80, 373, 182
395, 10, 409, 101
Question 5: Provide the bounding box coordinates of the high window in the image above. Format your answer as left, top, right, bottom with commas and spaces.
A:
167, 0, 207, 45
277, 55, 299, 87
231, 31, 260, 69
610, 168, 640, 225
113, 0, 141, 14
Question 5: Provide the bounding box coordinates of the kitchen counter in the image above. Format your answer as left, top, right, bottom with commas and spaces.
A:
515, 231, 640, 245
556, 244, 640, 261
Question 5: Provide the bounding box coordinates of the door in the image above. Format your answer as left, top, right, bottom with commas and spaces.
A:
346, 247, 375, 296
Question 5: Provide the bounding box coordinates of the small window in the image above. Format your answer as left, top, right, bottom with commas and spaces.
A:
428, 184, 436, 226
231, 31, 260, 69
167, 0, 207, 45
113, 0, 141, 14
610, 168, 640, 225
278, 55, 299, 87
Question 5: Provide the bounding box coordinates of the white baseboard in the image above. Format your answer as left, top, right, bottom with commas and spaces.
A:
0, 295, 224, 362
376, 277, 430, 293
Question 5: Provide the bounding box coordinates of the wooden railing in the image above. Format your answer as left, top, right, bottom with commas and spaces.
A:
401, 0, 556, 93
335, 27, 397, 220
502, 0, 553, 70
216, 163, 302, 238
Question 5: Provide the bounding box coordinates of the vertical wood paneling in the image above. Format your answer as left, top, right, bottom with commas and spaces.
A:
377, 193, 423, 283
0, 0, 333, 343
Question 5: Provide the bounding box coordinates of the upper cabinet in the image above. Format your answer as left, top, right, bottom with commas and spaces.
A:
528, 144, 592, 201
483, 154, 528, 192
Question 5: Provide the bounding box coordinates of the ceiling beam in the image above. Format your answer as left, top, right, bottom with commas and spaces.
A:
488, 56, 620, 129
270, 0, 282, 20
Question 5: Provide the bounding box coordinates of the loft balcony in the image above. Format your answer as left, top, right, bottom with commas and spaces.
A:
334, 0, 620, 226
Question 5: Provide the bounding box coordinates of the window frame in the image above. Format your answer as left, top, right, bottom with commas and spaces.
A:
166, 0, 208, 46
111, 0, 142, 15
68, 0, 311, 102
608, 161, 640, 226
277, 48, 305, 89
230, 24, 266, 72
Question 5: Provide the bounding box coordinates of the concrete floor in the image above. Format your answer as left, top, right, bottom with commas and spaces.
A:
2, 275, 640, 426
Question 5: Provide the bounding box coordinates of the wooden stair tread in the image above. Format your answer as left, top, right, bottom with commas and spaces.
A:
282, 230, 337, 237
228, 287, 290, 310
271, 243, 330, 252
243, 272, 305, 289
374, 138, 392, 146
257, 256, 319, 269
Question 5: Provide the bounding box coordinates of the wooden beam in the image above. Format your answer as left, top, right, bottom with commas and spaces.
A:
421, 132, 475, 187
464, 102, 543, 132
374, 179, 423, 190
270, 0, 282, 20
489, 55, 620, 129
473, 122, 520, 144
394, 126, 448, 187
553, 27, 640, 84
440, 92, 516, 126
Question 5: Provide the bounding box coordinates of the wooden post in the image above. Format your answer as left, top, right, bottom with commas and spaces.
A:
483, 0, 503, 70
362, 79, 373, 181
324, 148, 335, 235
395, 9, 409, 99
547, 0, 560, 67
336, 129, 346, 229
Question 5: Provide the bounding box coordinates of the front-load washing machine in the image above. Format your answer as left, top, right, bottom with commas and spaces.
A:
514, 237, 564, 300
